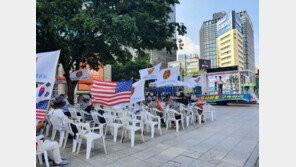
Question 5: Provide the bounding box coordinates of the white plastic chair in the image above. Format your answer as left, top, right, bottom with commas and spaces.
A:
36, 140, 50, 167
203, 104, 216, 122
62, 119, 78, 152
78, 109, 92, 122
143, 111, 162, 138
69, 107, 82, 121
191, 106, 203, 125
119, 113, 145, 147
49, 116, 66, 147
166, 108, 184, 132
179, 104, 194, 127
76, 122, 107, 159
103, 110, 123, 142
90, 111, 106, 135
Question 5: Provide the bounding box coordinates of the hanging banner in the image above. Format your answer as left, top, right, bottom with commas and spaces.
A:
130, 80, 145, 104
36, 50, 60, 83
70, 68, 89, 81
156, 66, 179, 87
196, 94, 250, 102
187, 74, 204, 88
139, 63, 161, 80
36, 82, 54, 103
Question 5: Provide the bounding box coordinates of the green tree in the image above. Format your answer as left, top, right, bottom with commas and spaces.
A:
112, 52, 152, 81
37, 0, 186, 104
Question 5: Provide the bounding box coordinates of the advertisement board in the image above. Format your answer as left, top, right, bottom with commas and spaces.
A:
217, 13, 232, 37
199, 59, 211, 71
217, 11, 242, 37
208, 73, 239, 94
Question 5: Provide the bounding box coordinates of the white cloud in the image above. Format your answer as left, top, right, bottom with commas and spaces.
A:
177, 35, 200, 56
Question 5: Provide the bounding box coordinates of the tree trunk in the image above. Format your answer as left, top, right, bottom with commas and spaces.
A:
64, 72, 78, 105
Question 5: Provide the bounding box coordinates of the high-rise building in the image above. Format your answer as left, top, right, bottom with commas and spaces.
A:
177, 54, 191, 61
150, 5, 177, 69
168, 54, 199, 76
200, 11, 255, 71
238, 11, 255, 73
199, 12, 226, 68
216, 11, 244, 70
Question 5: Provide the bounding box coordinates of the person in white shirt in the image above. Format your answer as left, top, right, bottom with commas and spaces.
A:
51, 100, 79, 140
36, 120, 68, 166
218, 76, 224, 94
133, 102, 142, 115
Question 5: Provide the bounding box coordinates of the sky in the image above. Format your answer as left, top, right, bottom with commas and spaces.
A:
176, 0, 259, 67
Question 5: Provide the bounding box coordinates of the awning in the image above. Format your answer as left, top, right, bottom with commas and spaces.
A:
149, 81, 187, 87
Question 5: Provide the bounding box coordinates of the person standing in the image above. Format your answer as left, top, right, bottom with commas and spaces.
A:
218, 76, 224, 94
214, 76, 218, 93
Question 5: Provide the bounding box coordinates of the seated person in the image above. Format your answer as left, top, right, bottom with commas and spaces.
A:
36, 120, 68, 167
77, 94, 84, 104
133, 102, 142, 115
148, 98, 158, 109
163, 94, 170, 103
146, 94, 152, 104
55, 96, 70, 114
155, 99, 165, 124
80, 98, 91, 111
50, 100, 79, 139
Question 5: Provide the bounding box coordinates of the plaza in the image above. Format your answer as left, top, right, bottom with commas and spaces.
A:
40, 104, 258, 167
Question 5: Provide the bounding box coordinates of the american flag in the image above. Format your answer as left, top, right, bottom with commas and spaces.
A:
36, 100, 49, 121
91, 79, 133, 107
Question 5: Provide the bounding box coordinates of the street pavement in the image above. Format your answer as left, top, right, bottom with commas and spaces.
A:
38, 104, 259, 167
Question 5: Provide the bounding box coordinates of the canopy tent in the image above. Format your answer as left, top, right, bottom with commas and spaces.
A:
149, 81, 187, 87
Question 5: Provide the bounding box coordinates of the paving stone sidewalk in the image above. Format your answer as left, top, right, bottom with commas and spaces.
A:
38, 104, 259, 167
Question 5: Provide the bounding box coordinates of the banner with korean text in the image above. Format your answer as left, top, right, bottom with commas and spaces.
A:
196, 94, 250, 102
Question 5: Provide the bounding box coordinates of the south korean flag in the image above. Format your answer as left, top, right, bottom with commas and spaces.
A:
36, 82, 54, 103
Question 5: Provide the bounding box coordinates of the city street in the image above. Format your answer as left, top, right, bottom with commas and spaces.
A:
42, 104, 259, 167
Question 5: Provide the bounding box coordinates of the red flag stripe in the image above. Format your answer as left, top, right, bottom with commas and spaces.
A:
92, 86, 116, 90
92, 100, 130, 106
93, 81, 117, 86
92, 96, 130, 102
91, 92, 131, 98
90, 91, 116, 95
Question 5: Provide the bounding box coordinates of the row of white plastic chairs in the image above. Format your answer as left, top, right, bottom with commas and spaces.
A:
42, 102, 216, 160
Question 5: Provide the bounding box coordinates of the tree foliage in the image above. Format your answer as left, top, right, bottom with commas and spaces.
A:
36, 0, 187, 103
112, 52, 153, 81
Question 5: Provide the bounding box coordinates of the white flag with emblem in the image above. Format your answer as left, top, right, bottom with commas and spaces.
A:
70, 68, 89, 81
187, 74, 204, 88
156, 66, 179, 87
139, 63, 161, 80
130, 80, 145, 104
